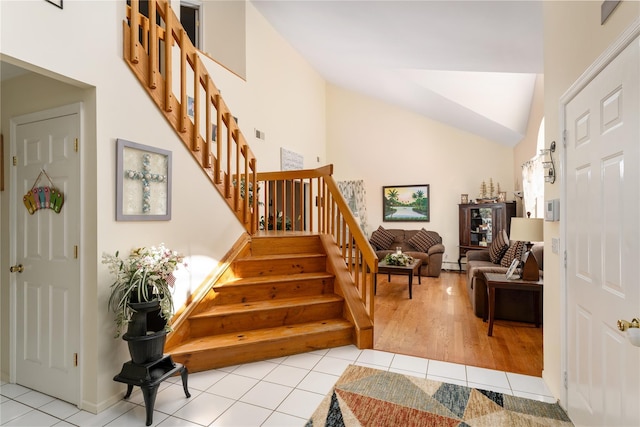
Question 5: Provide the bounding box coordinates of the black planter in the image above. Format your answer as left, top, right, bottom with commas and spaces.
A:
124, 299, 168, 364
123, 330, 168, 364
127, 300, 165, 337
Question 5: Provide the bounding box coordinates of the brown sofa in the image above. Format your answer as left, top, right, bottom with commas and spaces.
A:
371, 228, 445, 277
466, 239, 543, 323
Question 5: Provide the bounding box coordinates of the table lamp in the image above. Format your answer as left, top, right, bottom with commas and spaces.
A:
509, 217, 544, 281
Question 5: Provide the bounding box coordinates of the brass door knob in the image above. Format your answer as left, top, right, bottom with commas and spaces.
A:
617, 318, 640, 331
9, 264, 24, 273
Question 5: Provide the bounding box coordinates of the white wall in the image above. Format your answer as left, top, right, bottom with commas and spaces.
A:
542, 0, 640, 402
200, 3, 327, 172
0, 0, 327, 412
1, 0, 570, 412
326, 84, 516, 269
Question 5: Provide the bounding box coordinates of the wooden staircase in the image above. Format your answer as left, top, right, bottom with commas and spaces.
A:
124, 1, 378, 369
165, 234, 355, 372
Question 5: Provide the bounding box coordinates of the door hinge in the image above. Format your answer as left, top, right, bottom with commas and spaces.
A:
12, 156, 17, 166
74, 245, 78, 259
74, 138, 79, 152
564, 370, 568, 389
564, 250, 567, 268
74, 353, 78, 367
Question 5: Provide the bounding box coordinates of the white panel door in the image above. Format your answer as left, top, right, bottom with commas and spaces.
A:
565, 38, 640, 426
12, 106, 80, 405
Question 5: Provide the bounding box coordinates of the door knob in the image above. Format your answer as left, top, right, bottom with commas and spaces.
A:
617, 318, 640, 331
9, 264, 24, 273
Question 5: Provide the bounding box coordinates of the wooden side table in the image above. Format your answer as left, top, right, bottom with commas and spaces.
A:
483, 272, 543, 336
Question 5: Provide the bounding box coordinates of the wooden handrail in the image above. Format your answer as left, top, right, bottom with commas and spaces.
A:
256, 165, 378, 319
123, 2, 376, 321
124, 0, 258, 233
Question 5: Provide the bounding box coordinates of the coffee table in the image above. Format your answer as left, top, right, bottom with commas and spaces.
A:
375, 259, 422, 299
483, 272, 543, 336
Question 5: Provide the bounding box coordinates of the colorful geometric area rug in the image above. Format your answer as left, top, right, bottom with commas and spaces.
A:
306, 365, 573, 427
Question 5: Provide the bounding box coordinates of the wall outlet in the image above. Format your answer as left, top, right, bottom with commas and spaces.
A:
552, 237, 560, 254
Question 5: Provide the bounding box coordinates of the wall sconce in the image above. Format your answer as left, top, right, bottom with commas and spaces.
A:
540, 141, 556, 184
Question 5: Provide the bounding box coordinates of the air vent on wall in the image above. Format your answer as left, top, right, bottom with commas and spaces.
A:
254, 129, 265, 140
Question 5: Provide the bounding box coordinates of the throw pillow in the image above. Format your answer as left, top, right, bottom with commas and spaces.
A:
488, 229, 509, 264
369, 226, 395, 250
407, 228, 441, 252
501, 241, 526, 268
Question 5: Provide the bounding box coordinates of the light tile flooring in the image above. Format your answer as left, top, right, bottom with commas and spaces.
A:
1, 345, 556, 426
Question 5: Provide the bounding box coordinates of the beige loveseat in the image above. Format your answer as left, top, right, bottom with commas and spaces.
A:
465, 230, 543, 323
369, 227, 445, 277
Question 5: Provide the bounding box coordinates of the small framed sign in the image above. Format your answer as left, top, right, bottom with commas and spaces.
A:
506, 258, 520, 280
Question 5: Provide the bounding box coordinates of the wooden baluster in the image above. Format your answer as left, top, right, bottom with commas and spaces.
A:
179, 29, 187, 132
251, 165, 258, 233
129, 0, 139, 64
308, 178, 314, 232
214, 95, 222, 183
226, 113, 232, 199
242, 163, 249, 225
192, 58, 200, 151
234, 131, 240, 211
148, 0, 157, 89
163, 2, 173, 112
204, 79, 211, 168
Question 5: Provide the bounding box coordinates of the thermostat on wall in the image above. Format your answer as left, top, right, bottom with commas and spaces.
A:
545, 199, 559, 221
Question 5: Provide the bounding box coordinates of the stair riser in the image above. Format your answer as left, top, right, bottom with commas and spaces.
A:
232, 255, 326, 277
189, 301, 344, 338
172, 328, 353, 372
250, 236, 324, 256
211, 278, 334, 305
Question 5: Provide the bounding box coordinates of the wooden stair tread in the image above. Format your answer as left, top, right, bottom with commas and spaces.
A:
219, 271, 334, 286
190, 294, 344, 319
168, 319, 353, 354
237, 253, 325, 261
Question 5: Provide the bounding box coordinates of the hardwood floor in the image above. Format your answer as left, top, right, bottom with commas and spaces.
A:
373, 270, 543, 377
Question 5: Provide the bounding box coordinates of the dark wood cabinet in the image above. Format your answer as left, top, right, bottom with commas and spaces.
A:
458, 202, 516, 269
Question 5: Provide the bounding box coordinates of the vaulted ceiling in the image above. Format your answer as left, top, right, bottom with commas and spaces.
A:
251, 0, 544, 147
1, 2, 544, 147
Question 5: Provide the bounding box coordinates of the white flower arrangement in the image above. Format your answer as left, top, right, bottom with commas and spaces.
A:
103, 243, 185, 337
384, 252, 414, 266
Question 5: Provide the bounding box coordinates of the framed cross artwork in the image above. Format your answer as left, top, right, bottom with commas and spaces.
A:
116, 138, 172, 221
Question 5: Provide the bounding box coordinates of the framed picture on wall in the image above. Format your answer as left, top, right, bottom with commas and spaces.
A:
45, 0, 63, 9
383, 184, 429, 222
116, 138, 172, 221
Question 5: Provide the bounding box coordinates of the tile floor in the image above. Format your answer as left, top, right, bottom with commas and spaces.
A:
0, 345, 556, 426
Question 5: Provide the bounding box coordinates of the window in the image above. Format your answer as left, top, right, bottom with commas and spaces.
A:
522, 118, 545, 218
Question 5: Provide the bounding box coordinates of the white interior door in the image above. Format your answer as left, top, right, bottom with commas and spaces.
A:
11, 105, 81, 405
565, 38, 640, 426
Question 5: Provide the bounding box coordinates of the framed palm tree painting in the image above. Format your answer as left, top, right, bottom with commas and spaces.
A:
383, 184, 429, 222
